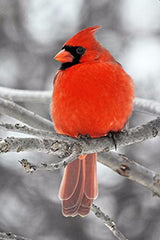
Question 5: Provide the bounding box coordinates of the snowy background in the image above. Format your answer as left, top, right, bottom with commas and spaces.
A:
0, 0, 160, 239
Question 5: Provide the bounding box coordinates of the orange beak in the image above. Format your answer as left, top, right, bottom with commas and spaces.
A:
54, 49, 73, 63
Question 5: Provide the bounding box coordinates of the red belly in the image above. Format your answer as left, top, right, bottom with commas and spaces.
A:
51, 62, 134, 138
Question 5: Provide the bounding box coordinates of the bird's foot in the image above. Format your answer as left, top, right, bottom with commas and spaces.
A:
124, 120, 129, 131
77, 133, 91, 143
107, 131, 118, 150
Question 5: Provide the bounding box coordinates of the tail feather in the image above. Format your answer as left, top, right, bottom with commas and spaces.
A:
59, 153, 97, 217
62, 163, 85, 216
59, 158, 81, 200
77, 194, 93, 216
85, 154, 98, 199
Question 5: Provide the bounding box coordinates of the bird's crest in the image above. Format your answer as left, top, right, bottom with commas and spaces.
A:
64, 26, 102, 50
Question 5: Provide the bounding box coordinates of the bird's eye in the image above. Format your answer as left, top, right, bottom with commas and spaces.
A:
76, 47, 85, 55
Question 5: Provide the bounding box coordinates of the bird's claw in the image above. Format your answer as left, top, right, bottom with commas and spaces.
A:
77, 134, 91, 143
107, 131, 118, 150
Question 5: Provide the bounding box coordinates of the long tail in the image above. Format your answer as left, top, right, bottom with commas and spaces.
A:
59, 153, 97, 217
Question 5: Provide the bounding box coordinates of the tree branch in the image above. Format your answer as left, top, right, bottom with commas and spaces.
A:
0, 97, 54, 132
1, 118, 160, 197
0, 88, 160, 239
19, 145, 80, 172
134, 97, 160, 116
18, 151, 160, 197
91, 204, 128, 240
0, 232, 31, 240
98, 152, 160, 197
1, 87, 160, 240
84, 117, 160, 155
0, 122, 75, 143
0, 87, 51, 103
0, 118, 159, 155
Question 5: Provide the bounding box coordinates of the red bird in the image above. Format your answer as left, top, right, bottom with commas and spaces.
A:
51, 26, 134, 217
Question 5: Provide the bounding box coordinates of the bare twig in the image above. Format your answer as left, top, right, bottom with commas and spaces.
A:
98, 152, 160, 197
0, 122, 75, 143
0, 122, 53, 137
134, 97, 160, 116
91, 204, 128, 240
19, 145, 79, 173
0, 97, 54, 132
0, 87, 51, 103
0, 232, 31, 240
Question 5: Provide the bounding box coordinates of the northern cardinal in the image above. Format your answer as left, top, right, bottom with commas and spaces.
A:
51, 26, 134, 217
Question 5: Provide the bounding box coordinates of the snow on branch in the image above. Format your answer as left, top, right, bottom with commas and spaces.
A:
0, 97, 54, 132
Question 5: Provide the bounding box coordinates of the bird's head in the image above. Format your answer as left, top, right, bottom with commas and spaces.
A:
54, 26, 114, 70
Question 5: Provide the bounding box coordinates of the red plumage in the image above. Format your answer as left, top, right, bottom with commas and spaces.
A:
51, 26, 134, 217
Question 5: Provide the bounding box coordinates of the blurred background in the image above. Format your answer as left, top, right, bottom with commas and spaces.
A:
0, 0, 160, 239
